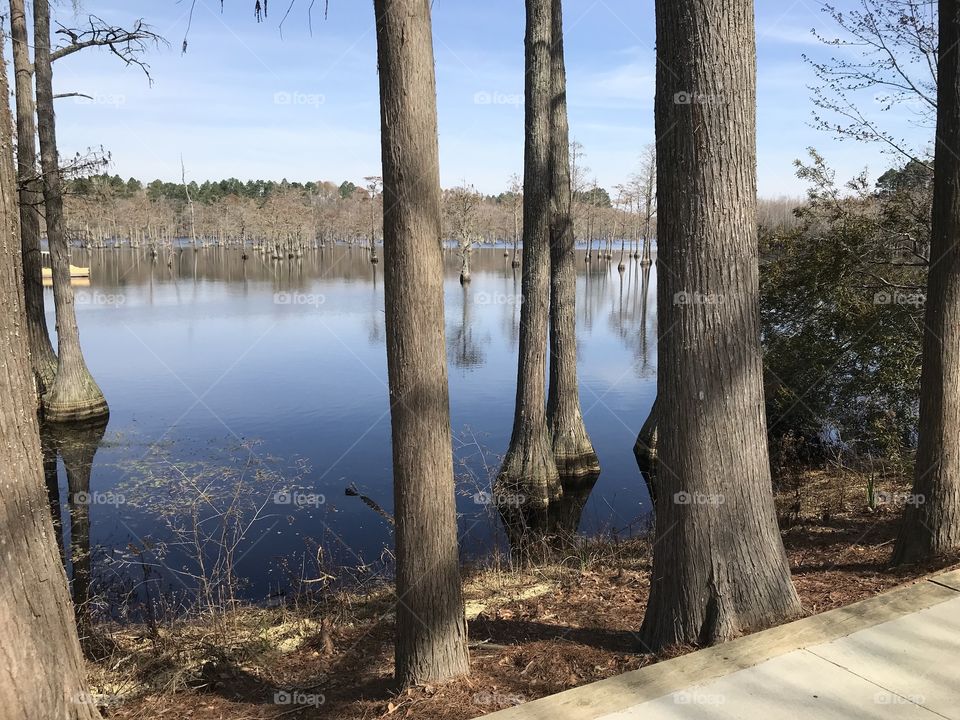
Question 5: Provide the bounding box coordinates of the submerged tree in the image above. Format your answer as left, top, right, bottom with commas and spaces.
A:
640, 0, 802, 650
546, 0, 599, 479
0, 34, 101, 718
373, 0, 470, 684
34, 0, 108, 421
498, 0, 561, 509
893, 0, 960, 565
9, 0, 57, 397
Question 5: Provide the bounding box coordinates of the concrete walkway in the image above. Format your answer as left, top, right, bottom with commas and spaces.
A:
484, 569, 960, 720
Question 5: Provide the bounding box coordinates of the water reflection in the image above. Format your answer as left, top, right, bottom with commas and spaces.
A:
48, 246, 657, 599
41, 418, 109, 627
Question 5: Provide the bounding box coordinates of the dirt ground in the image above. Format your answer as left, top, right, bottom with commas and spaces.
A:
92, 469, 959, 720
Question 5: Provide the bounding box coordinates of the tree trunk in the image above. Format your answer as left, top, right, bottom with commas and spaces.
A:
0, 35, 101, 720
639, 0, 801, 650
546, 0, 599, 480
10, 0, 57, 397
372, 0, 470, 685
633, 394, 659, 508
498, 0, 561, 509
34, 0, 109, 422
892, 0, 960, 565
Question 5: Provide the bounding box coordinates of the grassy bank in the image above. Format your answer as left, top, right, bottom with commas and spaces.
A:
84, 468, 959, 720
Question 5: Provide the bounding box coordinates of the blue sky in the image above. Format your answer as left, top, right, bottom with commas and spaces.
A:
45, 0, 932, 198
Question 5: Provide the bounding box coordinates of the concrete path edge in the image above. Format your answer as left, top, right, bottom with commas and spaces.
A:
481, 568, 960, 720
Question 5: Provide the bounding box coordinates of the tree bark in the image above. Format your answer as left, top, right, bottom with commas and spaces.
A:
892, 0, 960, 564
0, 34, 101, 720
10, 0, 58, 397
546, 0, 599, 479
498, 0, 561, 509
639, 0, 801, 650
633, 394, 659, 508
34, 0, 109, 423
372, 0, 470, 685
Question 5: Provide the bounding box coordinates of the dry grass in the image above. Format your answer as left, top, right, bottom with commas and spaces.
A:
89, 468, 959, 720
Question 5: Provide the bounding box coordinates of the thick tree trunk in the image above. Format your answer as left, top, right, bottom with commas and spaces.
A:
34, 0, 109, 423
639, 0, 801, 650
0, 37, 101, 720
10, 0, 57, 397
892, 0, 960, 564
373, 0, 470, 685
498, 0, 561, 509
546, 0, 599, 479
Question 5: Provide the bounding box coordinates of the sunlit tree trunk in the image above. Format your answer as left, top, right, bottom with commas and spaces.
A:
34, 0, 109, 422
372, 0, 470, 685
0, 35, 101, 719
892, 0, 960, 565
9, 0, 57, 397
546, 0, 599, 479
498, 0, 561, 509
640, 0, 801, 650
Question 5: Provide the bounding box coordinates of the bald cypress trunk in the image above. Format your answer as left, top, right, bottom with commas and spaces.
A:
546, 0, 599, 479
892, 0, 960, 565
34, 0, 109, 422
9, 0, 57, 397
639, 0, 801, 650
0, 35, 101, 719
373, 0, 470, 685
498, 0, 561, 509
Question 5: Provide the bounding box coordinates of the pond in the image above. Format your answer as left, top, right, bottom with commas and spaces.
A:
43, 245, 656, 607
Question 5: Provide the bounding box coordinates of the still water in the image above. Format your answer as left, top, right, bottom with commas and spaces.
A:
45, 245, 656, 605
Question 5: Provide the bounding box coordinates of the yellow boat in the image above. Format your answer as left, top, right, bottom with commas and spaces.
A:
41, 265, 90, 279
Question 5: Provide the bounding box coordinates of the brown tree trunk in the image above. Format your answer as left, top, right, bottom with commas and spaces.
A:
0, 36, 101, 720
892, 0, 960, 564
372, 0, 470, 685
498, 0, 561, 509
546, 0, 599, 480
34, 0, 109, 422
633, 395, 659, 507
639, 0, 801, 650
10, 0, 57, 396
